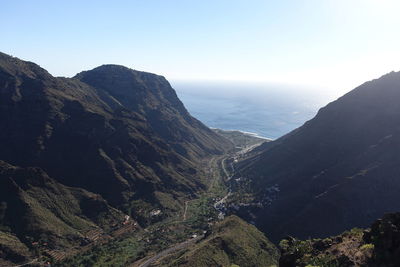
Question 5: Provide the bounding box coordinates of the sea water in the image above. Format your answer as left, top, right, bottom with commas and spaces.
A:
173, 80, 340, 139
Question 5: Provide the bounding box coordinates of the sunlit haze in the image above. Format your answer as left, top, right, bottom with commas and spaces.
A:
2, 0, 400, 95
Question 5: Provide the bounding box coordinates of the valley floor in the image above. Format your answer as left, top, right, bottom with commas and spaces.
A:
52, 133, 266, 267
130, 154, 235, 267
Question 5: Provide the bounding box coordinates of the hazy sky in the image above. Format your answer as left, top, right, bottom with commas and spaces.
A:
2, 0, 400, 93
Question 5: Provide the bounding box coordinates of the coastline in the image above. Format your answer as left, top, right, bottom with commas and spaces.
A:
210, 127, 274, 141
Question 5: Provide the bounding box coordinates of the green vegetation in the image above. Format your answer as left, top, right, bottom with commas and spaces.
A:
0, 231, 31, 265
343, 227, 364, 237
279, 228, 371, 267
56, 236, 144, 267
159, 216, 279, 267
55, 154, 229, 266
306, 256, 340, 267
360, 243, 374, 250
184, 195, 217, 229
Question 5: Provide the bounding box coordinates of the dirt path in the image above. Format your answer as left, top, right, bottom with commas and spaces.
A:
182, 200, 189, 221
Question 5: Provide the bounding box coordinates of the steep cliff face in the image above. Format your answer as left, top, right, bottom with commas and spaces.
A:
234, 71, 400, 242
75, 64, 228, 159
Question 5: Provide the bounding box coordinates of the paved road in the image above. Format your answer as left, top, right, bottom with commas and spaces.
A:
221, 157, 231, 180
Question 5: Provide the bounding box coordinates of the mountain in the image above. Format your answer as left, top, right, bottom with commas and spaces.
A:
158, 215, 279, 267
0, 52, 232, 265
233, 71, 400, 242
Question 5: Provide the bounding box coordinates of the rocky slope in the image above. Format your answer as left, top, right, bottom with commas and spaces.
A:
0, 52, 232, 265
0, 161, 124, 265
279, 212, 400, 267
234, 71, 400, 242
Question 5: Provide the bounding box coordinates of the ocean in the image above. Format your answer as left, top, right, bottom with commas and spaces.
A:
172, 80, 341, 140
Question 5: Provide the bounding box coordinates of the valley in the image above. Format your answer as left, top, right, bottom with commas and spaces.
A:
56, 131, 267, 267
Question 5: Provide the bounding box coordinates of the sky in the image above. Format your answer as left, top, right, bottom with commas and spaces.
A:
2, 0, 400, 94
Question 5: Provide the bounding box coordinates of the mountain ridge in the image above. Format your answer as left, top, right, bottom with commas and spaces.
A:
233, 70, 400, 242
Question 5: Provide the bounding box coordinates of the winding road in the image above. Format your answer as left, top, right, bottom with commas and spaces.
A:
132, 142, 263, 267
